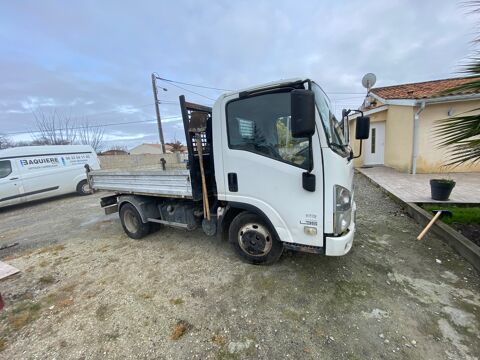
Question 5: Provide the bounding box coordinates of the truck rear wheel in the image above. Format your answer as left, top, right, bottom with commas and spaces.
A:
119, 203, 151, 239
229, 212, 283, 265
76, 180, 91, 196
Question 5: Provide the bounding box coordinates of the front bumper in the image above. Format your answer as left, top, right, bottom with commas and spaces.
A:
325, 204, 356, 256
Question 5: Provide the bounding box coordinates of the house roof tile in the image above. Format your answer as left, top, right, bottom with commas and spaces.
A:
370, 77, 479, 100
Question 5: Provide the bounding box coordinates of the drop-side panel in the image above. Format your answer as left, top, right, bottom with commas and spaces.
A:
89, 169, 193, 198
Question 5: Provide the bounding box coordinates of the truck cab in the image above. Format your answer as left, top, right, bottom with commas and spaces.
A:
211, 78, 366, 263
90, 78, 369, 265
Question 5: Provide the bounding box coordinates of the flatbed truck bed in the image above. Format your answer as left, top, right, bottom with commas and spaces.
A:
87, 169, 193, 199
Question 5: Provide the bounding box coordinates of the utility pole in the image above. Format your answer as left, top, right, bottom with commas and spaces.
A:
151, 73, 166, 154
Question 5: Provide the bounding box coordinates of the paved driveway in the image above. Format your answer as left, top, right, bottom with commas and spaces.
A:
0, 174, 479, 359
358, 166, 480, 203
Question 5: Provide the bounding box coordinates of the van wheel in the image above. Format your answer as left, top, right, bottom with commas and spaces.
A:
229, 212, 283, 265
76, 180, 91, 196
119, 203, 151, 239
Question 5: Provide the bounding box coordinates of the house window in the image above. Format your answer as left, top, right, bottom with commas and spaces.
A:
371, 128, 376, 154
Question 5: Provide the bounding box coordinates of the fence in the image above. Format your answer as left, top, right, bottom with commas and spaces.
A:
98, 153, 188, 170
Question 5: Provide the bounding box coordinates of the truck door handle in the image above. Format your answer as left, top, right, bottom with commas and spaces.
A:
228, 173, 238, 192
9, 177, 19, 180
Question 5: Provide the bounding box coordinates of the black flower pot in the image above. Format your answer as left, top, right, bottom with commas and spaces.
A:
430, 179, 456, 201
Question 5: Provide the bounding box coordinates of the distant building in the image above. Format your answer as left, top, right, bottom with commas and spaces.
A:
130, 143, 188, 155
100, 149, 129, 155
349, 77, 480, 173
130, 143, 164, 155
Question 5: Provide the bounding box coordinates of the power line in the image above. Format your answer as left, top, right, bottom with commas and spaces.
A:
156, 76, 232, 92
157, 76, 367, 95
158, 79, 216, 101
4, 116, 182, 136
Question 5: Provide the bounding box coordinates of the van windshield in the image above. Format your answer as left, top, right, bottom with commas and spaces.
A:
311, 82, 348, 153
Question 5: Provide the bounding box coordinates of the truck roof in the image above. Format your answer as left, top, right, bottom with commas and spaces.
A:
0, 145, 95, 159
221, 77, 306, 98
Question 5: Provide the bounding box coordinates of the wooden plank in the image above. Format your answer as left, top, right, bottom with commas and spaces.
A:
0, 261, 20, 280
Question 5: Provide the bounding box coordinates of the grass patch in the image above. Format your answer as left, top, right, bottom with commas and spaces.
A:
44, 283, 76, 309
104, 331, 120, 341
169, 298, 184, 305
38, 275, 55, 285
56, 298, 74, 308
37, 244, 65, 255
95, 304, 110, 321
0, 338, 6, 352
170, 320, 191, 340
39, 260, 49, 267
8, 302, 41, 331
422, 205, 480, 225
98, 244, 110, 253
212, 334, 227, 346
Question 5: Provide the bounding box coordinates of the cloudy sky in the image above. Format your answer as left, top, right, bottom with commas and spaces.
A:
0, 0, 477, 150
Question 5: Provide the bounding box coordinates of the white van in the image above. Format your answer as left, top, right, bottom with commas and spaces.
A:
0, 145, 100, 208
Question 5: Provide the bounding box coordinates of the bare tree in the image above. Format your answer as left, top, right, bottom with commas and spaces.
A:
30, 110, 105, 152
106, 144, 128, 152
77, 121, 105, 153
166, 137, 185, 152
0, 134, 13, 150
32, 110, 77, 145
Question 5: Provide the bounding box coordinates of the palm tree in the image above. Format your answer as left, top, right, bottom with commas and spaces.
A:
434, 66, 480, 166
434, 3, 480, 166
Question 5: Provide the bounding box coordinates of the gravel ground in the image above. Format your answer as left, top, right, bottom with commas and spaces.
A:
0, 173, 479, 359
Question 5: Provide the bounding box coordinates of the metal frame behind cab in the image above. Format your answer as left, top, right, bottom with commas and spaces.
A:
179, 95, 215, 202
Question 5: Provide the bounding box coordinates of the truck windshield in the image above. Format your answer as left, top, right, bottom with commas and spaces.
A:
311, 82, 348, 153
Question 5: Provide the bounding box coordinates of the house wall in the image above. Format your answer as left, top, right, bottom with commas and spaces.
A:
416, 100, 480, 173
384, 105, 414, 172
349, 107, 414, 172
350, 99, 480, 174
129, 144, 164, 155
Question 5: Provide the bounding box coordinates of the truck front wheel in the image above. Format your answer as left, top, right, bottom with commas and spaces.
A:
119, 203, 151, 239
229, 212, 283, 265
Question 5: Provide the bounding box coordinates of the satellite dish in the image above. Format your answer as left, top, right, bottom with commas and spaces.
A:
362, 73, 377, 90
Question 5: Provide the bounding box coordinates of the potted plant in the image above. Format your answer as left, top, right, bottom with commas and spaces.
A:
430, 178, 456, 201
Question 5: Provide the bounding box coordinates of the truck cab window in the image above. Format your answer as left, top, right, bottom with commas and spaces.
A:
227, 92, 310, 170
0, 160, 12, 178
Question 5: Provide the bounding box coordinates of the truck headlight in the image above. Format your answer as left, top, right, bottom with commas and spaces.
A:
334, 185, 352, 235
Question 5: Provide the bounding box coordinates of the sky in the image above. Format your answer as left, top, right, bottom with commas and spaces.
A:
0, 0, 478, 150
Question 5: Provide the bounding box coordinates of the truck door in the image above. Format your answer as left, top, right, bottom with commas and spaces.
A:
0, 160, 25, 207
220, 91, 324, 247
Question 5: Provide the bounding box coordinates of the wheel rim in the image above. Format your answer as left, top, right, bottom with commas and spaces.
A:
124, 209, 139, 233
82, 183, 90, 194
238, 223, 272, 257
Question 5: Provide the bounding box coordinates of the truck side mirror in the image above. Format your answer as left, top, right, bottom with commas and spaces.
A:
291, 89, 315, 138
355, 116, 370, 140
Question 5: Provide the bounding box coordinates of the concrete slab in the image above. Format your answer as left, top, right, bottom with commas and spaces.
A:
0, 261, 19, 280
357, 166, 480, 203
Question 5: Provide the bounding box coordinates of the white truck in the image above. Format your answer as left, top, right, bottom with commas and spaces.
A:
0, 145, 100, 208
88, 78, 370, 264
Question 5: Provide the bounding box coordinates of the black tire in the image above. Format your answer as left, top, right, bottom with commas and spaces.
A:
119, 203, 151, 239
229, 212, 283, 265
76, 180, 91, 196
